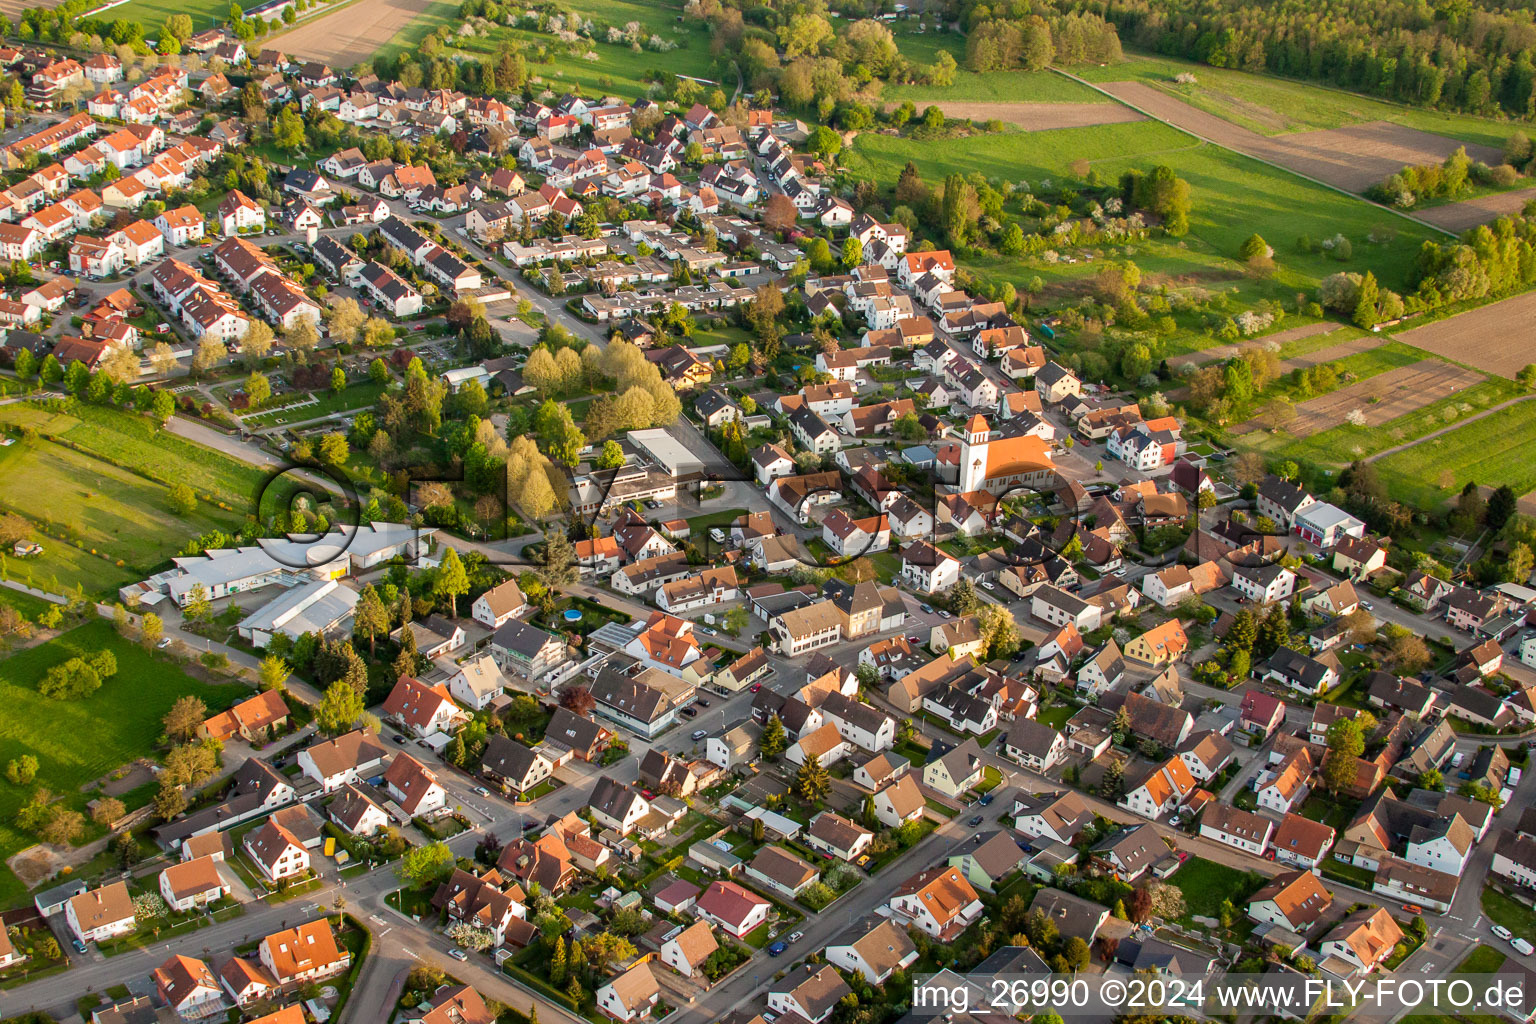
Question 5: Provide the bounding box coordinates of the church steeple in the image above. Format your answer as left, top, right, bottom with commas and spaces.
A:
965, 414, 990, 446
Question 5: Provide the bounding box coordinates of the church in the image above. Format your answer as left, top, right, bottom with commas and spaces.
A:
956, 414, 1057, 497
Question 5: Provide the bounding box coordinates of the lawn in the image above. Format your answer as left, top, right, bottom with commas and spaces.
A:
0, 620, 247, 908
1481, 886, 1536, 940
1238, 376, 1524, 467
239, 381, 387, 428
1168, 857, 1264, 920
0, 434, 247, 593
1075, 53, 1529, 150
1372, 398, 1536, 505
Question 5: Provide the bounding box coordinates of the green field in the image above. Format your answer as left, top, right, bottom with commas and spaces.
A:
0, 620, 246, 908
1373, 398, 1536, 504
885, 67, 1112, 105
103, 0, 277, 32
371, 0, 719, 95
1239, 377, 1525, 466
1076, 53, 1529, 151
845, 127, 1438, 297
0, 404, 266, 508
889, 22, 959, 68
0, 436, 245, 592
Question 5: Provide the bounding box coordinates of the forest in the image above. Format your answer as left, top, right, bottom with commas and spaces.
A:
989, 0, 1536, 117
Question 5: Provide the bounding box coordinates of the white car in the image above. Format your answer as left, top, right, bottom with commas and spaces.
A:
1514, 937, 1534, 957
1494, 925, 1514, 941
981, 581, 996, 591
448, 948, 469, 961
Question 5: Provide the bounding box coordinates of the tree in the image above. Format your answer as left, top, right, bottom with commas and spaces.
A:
759, 713, 787, 757
258, 653, 289, 691
154, 782, 187, 821
793, 753, 830, 801
1063, 936, 1090, 971
315, 680, 366, 735
191, 337, 226, 375
163, 695, 206, 743
140, 612, 163, 649
398, 841, 455, 887
763, 193, 798, 233
91, 796, 126, 827
558, 685, 597, 716
168, 482, 197, 516
537, 530, 577, 590
1384, 627, 1432, 674
841, 235, 863, 270
353, 585, 390, 655
241, 320, 274, 363
5, 754, 37, 785
39, 657, 103, 699
435, 548, 469, 618
1488, 485, 1519, 533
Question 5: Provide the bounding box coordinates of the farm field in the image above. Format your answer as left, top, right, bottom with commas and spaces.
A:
1370, 398, 1536, 505
1074, 54, 1528, 151
1393, 291, 1536, 378
1273, 359, 1485, 437
264, 0, 448, 67
1094, 81, 1501, 201
1415, 186, 1536, 232
889, 101, 1144, 131
1237, 377, 1525, 466
0, 620, 245, 908
0, 435, 245, 594
885, 67, 1115, 105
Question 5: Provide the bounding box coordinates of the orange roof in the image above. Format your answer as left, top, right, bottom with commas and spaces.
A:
261, 919, 346, 981
894, 866, 979, 925
202, 689, 289, 740
381, 675, 455, 730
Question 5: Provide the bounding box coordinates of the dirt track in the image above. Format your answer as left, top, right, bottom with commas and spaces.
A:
1395, 291, 1536, 378
1097, 82, 1502, 196
1267, 360, 1484, 436
896, 101, 1145, 131
1172, 322, 1337, 370
262, 0, 437, 66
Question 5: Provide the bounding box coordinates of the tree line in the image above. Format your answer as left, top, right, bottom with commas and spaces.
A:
1042, 0, 1536, 117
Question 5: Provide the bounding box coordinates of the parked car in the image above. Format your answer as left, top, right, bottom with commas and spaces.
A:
1495, 925, 1514, 941
1401, 903, 1423, 915
749, 683, 763, 693
978, 793, 994, 806
681, 706, 699, 718
71, 938, 86, 954
767, 941, 788, 957
920, 604, 934, 614
789, 931, 804, 943
448, 948, 469, 962
1514, 937, 1534, 957
968, 815, 984, 827
474, 786, 490, 797
907, 635, 922, 644
691, 729, 707, 741
392, 735, 406, 745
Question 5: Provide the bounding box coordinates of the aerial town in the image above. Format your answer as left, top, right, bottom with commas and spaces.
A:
0, 0, 1535, 1023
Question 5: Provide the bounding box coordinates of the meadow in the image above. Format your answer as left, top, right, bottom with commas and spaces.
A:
1075, 54, 1528, 151
1372, 398, 1536, 505
0, 436, 245, 594
0, 404, 266, 507
845, 121, 1440, 323
0, 620, 245, 907
369, 0, 719, 96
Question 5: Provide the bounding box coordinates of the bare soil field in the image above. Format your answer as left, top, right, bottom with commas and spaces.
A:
1415, 185, 1536, 233
262, 0, 435, 65
1394, 291, 1536, 378
1097, 82, 1501, 195
0, 0, 68, 15
1169, 329, 1384, 401
896, 101, 1145, 131
1280, 361, 1484, 437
